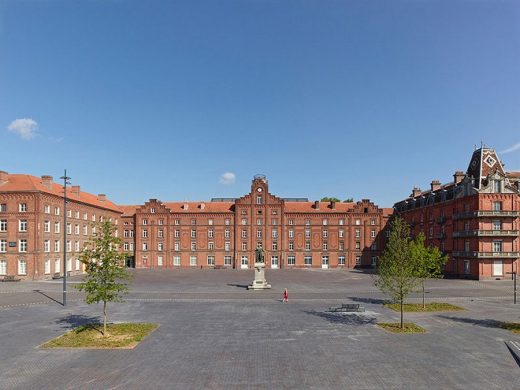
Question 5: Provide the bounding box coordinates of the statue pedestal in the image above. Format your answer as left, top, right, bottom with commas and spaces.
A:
248, 262, 271, 290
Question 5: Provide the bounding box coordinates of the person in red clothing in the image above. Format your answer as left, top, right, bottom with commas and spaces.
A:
282, 288, 288, 302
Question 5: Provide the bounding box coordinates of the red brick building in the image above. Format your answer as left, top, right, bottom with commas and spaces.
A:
394, 147, 520, 280
121, 175, 392, 270
0, 171, 121, 280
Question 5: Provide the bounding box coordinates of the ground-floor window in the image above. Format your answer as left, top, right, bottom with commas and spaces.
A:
190, 256, 197, 266
44, 259, 51, 274
287, 256, 295, 265
67, 258, 72, 272
0, 260, 6, 275
158, 256, 163, 267
207, 255, 215, 266
338, 256, 345, 265
75, 258, 80, 271
321, 256, 329, 266
463, 260, 470, 275
241, 256, 248, 267
304, 256, 312, 266
224, 256, 232, 266
355, 256, 361, 266
271, 256, 279, 268
18, 259, 27, 275
55, 259, 60, 273
173, 256, 181, 266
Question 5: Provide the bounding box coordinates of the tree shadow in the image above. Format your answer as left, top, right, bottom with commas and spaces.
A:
56, 314, 102, 332
304, 310, 377, 325
436, 315, 504, 329
227, 283, 249, 289
347, 296, 389, 305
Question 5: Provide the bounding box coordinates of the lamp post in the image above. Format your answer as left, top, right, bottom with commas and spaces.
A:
60, 170, 71, 306
507, 271, 517, 304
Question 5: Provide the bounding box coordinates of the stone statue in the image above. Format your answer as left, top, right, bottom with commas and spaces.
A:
255, 247, 264, 263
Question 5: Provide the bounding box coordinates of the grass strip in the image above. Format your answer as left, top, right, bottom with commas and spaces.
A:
384, 303, 464, 312
41, 323, 158, 349
500, 322, 520, 334
378, 322, 425, 333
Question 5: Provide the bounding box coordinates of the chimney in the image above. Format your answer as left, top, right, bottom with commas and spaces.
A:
314, 200, 320, 209
453, 171, 464, 184
98, 194, 106, 202
0, 171, 8, 185
330, 201, 336, 209
412, 187, 422, 197
41, 175, 53, 189
430, 180, 441, 192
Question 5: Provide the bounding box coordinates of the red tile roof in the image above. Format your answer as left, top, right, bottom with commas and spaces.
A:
284, 201, 354, 213
163, 202, 234, 213
119, 205, 140, 216
0, 173, 121, 213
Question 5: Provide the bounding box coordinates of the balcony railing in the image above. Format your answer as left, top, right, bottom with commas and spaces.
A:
452, 251, 520, 258
452, 230, 519, 238
453, 210, 520, 220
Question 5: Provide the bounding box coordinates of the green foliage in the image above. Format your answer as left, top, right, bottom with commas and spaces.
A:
76, 221, 131, 335
321, 197, 341, 202
411, 233, 448, 279
343, 198, 354, 202
375, 216, 420, 328
377, 322, 425, 333
384, 303, 464, 312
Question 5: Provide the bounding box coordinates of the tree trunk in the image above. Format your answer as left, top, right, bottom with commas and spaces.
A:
103, 300, 107, 336
400, 298, 403, 329
422, 280, 425, 309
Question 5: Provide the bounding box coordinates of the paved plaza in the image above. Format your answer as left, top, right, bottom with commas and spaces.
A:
1, 269, 520, 389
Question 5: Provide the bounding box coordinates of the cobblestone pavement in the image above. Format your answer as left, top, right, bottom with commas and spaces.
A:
1, 269, 520, 389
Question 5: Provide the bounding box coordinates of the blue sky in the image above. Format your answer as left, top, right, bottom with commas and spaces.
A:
1, 0, 519, 207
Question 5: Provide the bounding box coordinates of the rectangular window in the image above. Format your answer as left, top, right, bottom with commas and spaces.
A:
225, 242, 231, 251
129, 242, 134, 251
207, 255, 215, 266
464, 240, 470, 252
175, 219, 180, 225
225, 219, 230, 226
339, 230, 344, 238
288, 219, 294, 225
339, 219, 344, 226
67, 210, 72, 218
371, 256, 377, 266
257, 218, 262, 225
158, 230, 164, 238
355, 219, 361, 226
355, 229, 360, 238
493, 180, 502, 193
305, 229, 311, 238
19, 220, 27, 232
75, 211, 79, 219
493, 220, 502, 230
174, 242, 180, 251
322, 230, 328, 238
304, 256, 312, 265
55, 259, 60, 273
66, 240, 71, 252
272, 242, 278, 250
257, 230, 262, 238
305, 219, 311, 226
322, 219, 328, 226
0, 240, 6, 252
256, 195, 262, 204
83, 212, 88, 220
54, 207, 59, 215
338, 256, 346, 265
175, 230, 180, 238
242, 219, 247, 225
371, 219, 376, 225
150, 208, 155, 214
272, 219, 277, 226
173, 256, 181, 266
208, 242, 214, 250
142, 219, 147, 225
355, 242, 360, 250
289, 242, 294, 251
371, 230, 376, 238
322, 242, 328, 251
287, 256, 296, 265
19, 203, 27, 212
157, 256, 163, 266
143, 230, 148, 238
0, 204, 6, 212
493, 201, 502, 211
75, 224, 79, 234
288, 230, 294, 238
191, 242, 196, 251
191, 229, 196, 238
0, 219, 6, 232
142, 243, 148, 251
83, 225, 88, 236
225, 229, 230, 238
241, 242, 247, 251
305, 242, 311, 251
44, 259, 51, 274
18, 259, 27, 275
191, 219, 197, 225
190, 256, 197, 266
19, 239, 27, 252
124, 242, 129, 251
67, 223, 72, 235
493, 241, 502, 252
158, 219, 164, 225
272, 229, 278, 238
339, 241, 344, 251
75, 241, 79, 252
224, 255, 232, 266
241, 230, 247, 239
208, 229, 214, 238
54, 222, 60, 234
44, 221, 50, 233
158, 242, 163, 251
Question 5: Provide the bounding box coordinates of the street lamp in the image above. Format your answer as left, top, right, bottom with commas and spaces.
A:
60, 169, 71, 306
507, 271, 517, 304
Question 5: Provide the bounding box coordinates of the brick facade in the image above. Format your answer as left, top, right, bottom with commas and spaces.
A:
121, 175, 392, 270
394, 147, 520, 280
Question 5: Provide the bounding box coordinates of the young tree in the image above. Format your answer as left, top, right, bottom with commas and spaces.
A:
77, 221, 130, 336
375, 216, 420, 328
343, 198, 354, 202
321, 197, 341, 202
411, 233, 448, 308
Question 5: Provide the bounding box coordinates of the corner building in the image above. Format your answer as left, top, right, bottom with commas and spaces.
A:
122, 175, 392, 270
394, 147, 520, 280
0, 171, 122, 280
